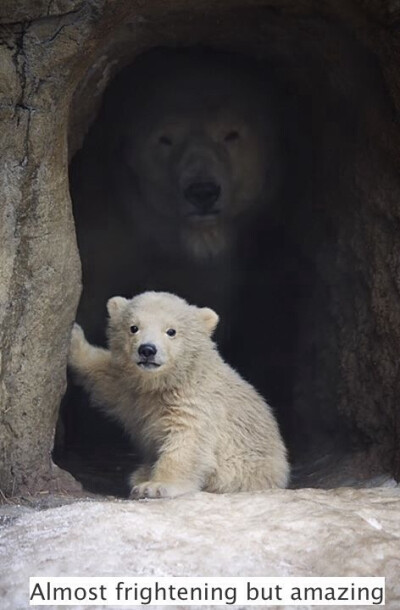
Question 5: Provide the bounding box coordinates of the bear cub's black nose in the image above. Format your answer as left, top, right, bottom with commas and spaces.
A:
138, 343, 157, 358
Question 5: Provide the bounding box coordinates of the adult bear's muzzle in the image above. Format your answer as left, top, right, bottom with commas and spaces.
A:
184, 181, 221, 216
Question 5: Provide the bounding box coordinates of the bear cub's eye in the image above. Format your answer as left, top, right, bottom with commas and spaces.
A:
159, 135, 172, 146
130, 325, 139, 334
166, 328, 176, 337
224, 130, 240, 143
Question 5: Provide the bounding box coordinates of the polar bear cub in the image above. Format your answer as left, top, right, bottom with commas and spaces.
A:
68, 291, 289, 498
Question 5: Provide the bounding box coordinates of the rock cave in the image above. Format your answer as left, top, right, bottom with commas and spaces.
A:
1, 0, 400, 498
2, 3, 400, 608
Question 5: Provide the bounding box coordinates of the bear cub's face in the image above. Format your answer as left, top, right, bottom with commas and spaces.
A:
107, 292, 219, 381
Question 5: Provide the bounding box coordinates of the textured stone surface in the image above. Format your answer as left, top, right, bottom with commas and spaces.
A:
0, 4, 90, 495
1, 486, 400, 609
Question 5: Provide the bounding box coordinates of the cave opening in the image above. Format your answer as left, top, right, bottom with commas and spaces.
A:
54, 9, 400, 495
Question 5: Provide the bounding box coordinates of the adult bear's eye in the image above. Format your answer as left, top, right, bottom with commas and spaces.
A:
159, 135, 172, 146
166, 328, 176, 337
130, 325, 139, 334
224, 130, 239, 143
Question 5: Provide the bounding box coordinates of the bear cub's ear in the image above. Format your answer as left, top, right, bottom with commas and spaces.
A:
198, 307, 219, 335
107, 296, 129, 317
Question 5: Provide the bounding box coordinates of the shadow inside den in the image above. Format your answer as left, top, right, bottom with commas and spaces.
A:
54, 33, 398, 495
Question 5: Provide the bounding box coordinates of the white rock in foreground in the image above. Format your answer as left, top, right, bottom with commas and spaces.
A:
1, 487, 400, 609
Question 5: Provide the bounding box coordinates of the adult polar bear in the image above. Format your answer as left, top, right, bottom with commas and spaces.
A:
118, 48, 282, 259
72, 47, 283, 344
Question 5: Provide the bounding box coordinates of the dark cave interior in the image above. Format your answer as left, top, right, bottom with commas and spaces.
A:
54, 8, 400, 495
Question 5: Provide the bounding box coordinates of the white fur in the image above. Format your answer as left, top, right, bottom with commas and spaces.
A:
68, 291, 289, 498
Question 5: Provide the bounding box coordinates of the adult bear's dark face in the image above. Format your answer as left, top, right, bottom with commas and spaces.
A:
120, 50, 282, 259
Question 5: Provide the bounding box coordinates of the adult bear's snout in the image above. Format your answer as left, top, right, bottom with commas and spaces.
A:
184, 181, 221, 215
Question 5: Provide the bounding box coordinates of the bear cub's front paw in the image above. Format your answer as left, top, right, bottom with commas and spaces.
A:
130, 481, 193, 499
68, 323, 87, 367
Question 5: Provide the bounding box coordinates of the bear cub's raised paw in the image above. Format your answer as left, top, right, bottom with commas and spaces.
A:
68, 323, 86, 364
